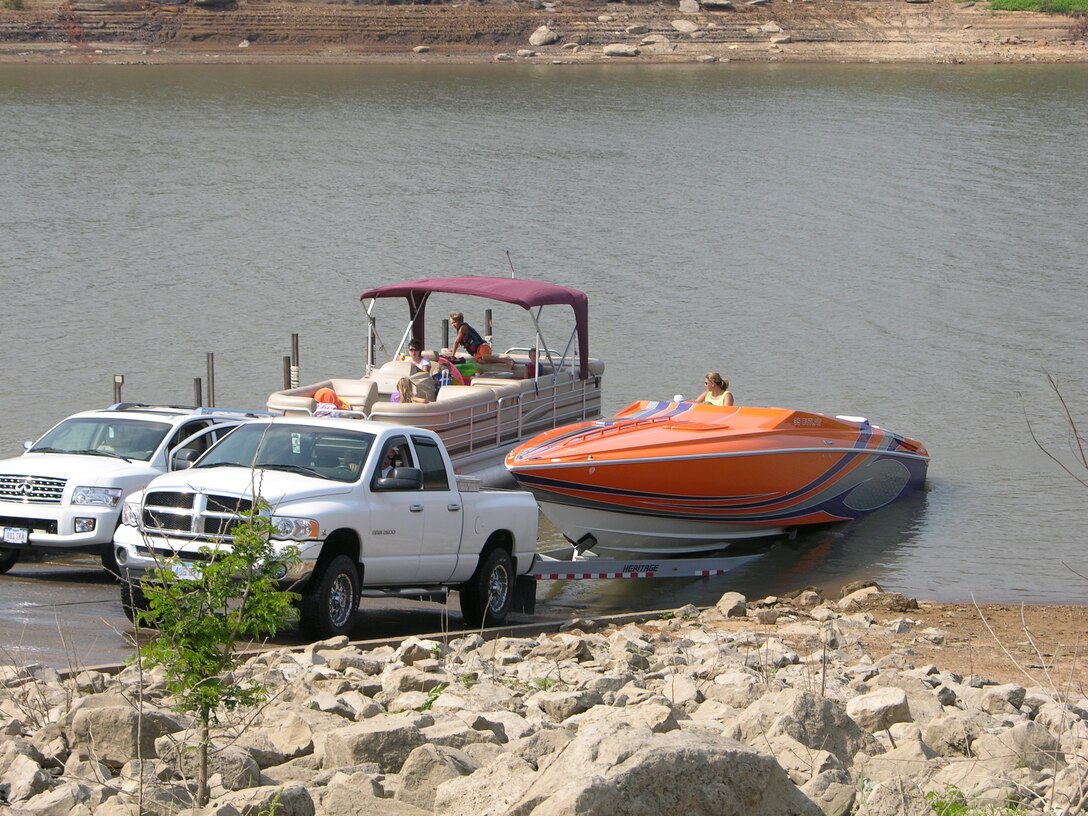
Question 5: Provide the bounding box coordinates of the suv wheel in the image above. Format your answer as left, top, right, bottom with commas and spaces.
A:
0, 548, 18, 574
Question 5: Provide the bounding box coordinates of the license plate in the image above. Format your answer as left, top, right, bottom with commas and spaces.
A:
170, 561, 196, 580
3, 527, 29, 545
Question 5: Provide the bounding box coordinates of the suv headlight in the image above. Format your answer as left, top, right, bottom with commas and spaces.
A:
72, 486, 123, 507
121, 500, 141, 527
270, 516, 320, 541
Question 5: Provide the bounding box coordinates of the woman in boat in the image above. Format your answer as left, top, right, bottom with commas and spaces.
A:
406, 340, 431, 374
449, 311, 513, 368
693, 372, 734, 406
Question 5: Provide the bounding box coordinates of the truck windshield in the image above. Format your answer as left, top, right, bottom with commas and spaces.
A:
31, 418, 171, 462
196, 424, 375, 483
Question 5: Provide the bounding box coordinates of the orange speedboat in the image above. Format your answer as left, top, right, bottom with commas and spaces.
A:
505, 400, 929, 556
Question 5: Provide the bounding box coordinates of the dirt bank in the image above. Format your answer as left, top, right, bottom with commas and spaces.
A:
1, 0, 1086, 64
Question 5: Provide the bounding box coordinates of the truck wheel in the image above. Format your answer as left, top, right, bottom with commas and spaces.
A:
460, 548, 514, 628
0, 548, 18, 574
121, 580, 150, 624
298, 555, 359, 640
99, 524, 120, 583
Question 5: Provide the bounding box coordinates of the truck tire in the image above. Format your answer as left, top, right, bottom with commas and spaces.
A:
459, 548, 514, 628
298, 554, 359, 640
121, 579, 149, 623
0, 548, 18, 574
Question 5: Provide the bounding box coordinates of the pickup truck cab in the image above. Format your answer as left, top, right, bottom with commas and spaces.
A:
113, 416, 539, 639
0, 404, 265, 576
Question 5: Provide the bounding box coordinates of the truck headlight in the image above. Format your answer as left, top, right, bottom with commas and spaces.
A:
270, 516, 319, 541
72, 486, 123, 507
121, 500, 141, 527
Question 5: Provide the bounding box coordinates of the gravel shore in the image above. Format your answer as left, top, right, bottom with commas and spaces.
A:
1, 0, 1087, 65
2, 582, 1086, 814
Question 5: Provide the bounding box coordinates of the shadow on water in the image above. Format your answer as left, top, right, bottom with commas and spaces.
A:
537, 487, 933, 616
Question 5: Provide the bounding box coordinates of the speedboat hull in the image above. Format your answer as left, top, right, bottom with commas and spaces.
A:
505, 400, 929, 556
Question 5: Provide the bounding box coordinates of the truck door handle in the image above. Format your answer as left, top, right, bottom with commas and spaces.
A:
410, 504, 423, 513
447, 504, 461, 512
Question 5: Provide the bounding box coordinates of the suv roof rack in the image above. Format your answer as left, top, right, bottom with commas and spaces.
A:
106, 403, 196, 412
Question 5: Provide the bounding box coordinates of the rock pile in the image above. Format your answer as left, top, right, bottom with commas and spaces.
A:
2, 582, 1086, 815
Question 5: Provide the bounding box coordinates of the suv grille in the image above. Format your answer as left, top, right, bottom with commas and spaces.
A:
0, 475, 67, 505
142, 491, 253, 541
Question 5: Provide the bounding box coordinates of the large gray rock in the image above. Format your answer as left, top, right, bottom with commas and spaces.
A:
69, 706, 182, 769
2, 752, 53, 801
322, 717, 425, 773
232, 709, 314, 767
434, 753, 537, 816
858, 739, 940, 786
16, 781, 92, 816
800, 769, 855, 816
395, 743, 479, 810
505, 722, 822, 815
856, 778, 930, 816
529, 25, 559, 46
155, 739, 260, 790
846, 687, 912, 732
730, 689, 882, 768
530, 689, 603, 723
211, 783, 314, 816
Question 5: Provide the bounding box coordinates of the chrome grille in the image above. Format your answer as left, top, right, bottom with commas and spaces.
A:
141, 491, 252, 542
0, 475, 67, 505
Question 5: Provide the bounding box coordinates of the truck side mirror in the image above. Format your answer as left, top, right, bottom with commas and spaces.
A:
374, 467, 423, 491
172, 448, 200, 471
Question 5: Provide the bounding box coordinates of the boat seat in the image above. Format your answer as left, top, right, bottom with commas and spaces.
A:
266, 378, 378, 417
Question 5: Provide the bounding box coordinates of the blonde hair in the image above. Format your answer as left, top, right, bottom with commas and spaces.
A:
706, 372, 728, 390
449, 311, 464, 323
396, 377, 415, 403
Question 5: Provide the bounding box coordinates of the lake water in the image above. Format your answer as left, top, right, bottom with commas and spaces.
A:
2, 63, 1086, 613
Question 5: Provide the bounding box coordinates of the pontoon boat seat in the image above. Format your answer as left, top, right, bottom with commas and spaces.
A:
266, 378, 378, 417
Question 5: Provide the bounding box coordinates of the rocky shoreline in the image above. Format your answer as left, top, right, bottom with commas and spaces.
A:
1, 0, 1087, 65
2, 582, 1086, 815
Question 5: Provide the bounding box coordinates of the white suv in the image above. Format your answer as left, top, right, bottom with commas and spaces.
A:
0, 404, 267, 576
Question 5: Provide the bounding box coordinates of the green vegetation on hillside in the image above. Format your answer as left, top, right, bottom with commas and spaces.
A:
988, 0, 1088, 13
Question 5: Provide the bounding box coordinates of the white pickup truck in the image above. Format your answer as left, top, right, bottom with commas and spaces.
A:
0, 404, 264, 576
113, 416, 540, 639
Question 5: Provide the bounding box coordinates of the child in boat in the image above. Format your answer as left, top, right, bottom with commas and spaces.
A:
692, 372, 734, 406
448, 311, 513, 368
390, 376, 429, 404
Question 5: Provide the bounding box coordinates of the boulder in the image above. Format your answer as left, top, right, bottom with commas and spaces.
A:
211, 783, 314, 816
395, 743, 479, 810
671, 19, 700, 33
529, 25, 559, 46
730, 689, 882, 768
69, 706, 182, 770
856, 778, 931, 816
800, 769, 855, 816
846, 687, 912, 733
322, 717, 425, 772
602, 44, 640, 56
506, 722, 822, 815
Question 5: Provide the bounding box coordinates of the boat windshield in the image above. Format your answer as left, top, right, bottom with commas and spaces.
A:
195, 424, 375, 483
31, 418, 171, 462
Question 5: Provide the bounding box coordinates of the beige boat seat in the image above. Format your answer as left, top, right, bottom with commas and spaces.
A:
266, 378, 378, 417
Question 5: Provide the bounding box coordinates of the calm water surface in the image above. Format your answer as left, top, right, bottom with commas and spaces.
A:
1, 64, 1086, 611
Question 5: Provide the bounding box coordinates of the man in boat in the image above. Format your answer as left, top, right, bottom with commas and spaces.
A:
448, 311, 513, 368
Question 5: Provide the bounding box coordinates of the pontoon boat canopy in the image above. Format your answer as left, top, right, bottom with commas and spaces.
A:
360, 276, 591, 379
